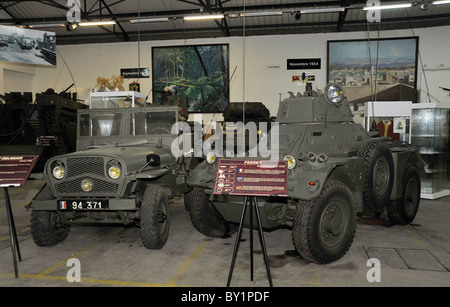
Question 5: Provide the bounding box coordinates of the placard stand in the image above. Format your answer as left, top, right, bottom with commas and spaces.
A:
226, 196, 273, 287
3, 187, 21, 278
0, 155, 38, 278
214, 158, 287, 287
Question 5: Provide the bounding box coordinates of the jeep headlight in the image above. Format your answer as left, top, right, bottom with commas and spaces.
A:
206, 152, 216, 164
324, 83, 344, 106
283, 154, 296, 170
108, 166, 121, 179
52, 161, 65, 180
107, 160, 121, 179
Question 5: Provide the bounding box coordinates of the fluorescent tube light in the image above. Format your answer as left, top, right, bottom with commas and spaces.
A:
300, 7, 345, 14
79, 20, 116, 26
183, 14, 224, 21
363, 3, 412, 10
130, 17, 169, 23
432, 0, 450, 4
29, 23, 65, 28
239, 11, 283, 17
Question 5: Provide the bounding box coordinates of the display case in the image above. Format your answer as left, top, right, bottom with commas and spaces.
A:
89, 91, 146, 109
364, 101, 412, 143
411, 102, 450, 199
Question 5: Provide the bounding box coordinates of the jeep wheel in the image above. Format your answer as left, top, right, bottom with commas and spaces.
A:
358, 141, 394, 212
189, 187, 235, 238
140, 185, 170, 249
292, 180, 356, 264
30, 211, 70, 247
387, 166, 421, 225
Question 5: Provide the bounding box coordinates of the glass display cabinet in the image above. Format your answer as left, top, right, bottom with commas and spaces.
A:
365, 101, 450, 199
89, 91, 146, 109
411, 102, 450, 199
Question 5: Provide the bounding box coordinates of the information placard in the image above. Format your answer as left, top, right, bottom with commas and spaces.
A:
0, 155, 38, 187
213, 159, 288, 197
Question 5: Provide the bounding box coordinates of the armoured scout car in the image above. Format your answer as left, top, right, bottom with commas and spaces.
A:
186, 83, 423, 264
29, 105, 191, 249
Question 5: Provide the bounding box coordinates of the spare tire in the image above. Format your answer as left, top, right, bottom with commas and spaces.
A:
358, 141, 394, 212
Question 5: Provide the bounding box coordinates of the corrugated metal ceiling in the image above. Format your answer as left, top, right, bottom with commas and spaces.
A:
0, 0, 449, 44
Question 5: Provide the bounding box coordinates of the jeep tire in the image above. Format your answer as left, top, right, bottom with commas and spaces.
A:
140, 185, 170, 249
292, 180, 356, 264
30, 211, 70, 247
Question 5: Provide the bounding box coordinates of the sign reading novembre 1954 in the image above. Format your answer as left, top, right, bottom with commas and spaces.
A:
287, 58, 321, 70
213, 159, 288, 197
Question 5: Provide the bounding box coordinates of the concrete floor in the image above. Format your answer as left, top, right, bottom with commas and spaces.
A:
0, 178, 449, 288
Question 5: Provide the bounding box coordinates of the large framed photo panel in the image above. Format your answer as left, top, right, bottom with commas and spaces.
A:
152, 44, 229, 113
327, 37, 419, 107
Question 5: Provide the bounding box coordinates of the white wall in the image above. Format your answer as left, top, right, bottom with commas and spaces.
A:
1, 25, 450, 120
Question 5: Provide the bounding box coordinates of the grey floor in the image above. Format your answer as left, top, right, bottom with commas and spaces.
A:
0, 178, 449, 287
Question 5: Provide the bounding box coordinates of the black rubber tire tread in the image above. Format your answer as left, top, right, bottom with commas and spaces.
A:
140, 185, 169, 249
183, 189, 194, 211
386, 166, 421, 225
358, 140, 394, 212
30, 211, 70, 247
189, 187, 230, 238
292, 180, 356, 264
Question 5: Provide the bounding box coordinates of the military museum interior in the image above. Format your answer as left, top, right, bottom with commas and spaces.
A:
0, 0, 450, 293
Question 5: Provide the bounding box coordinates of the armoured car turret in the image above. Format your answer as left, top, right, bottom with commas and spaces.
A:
186, 83, 424, 264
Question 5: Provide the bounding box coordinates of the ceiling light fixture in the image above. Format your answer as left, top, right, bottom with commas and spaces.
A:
300, 7, 346, 14
239, 11, 283, 17
432, 0, 450, 4
130, 17, 169, 23
362, 3, 412, 10
29, 23, 65, 28
78, 20, 116, 26
66, 23, 78, 31
183, 14, 224, 21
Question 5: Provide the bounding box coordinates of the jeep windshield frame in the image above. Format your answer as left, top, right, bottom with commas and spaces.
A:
76, 106, 179, 150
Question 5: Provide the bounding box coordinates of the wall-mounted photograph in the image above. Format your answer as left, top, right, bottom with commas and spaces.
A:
152, 44, 229, 113
0, 25, 56, 66
327, 37, 418, 109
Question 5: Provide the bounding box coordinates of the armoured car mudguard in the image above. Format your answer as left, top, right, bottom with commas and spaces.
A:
186, 83, 424, 264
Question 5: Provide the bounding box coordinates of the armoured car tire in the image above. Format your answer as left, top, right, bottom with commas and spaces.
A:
358, 141, 394, 212
30, 211, 70, 247
140, 185, 170, 249
184, 189, 194, 211
189, 187, 234, 238
386, 166, 421, 225
292, 180, 356, 264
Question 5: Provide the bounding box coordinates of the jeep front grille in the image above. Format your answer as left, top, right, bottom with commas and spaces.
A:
52, 156, 122, 196
66, 157, 104, 178
55, 177, 119, 194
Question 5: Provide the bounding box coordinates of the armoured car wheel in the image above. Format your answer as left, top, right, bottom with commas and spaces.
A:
140, 185, 170, 249
292, 180, 356, 264
387, 166, 421, 225
358, 141, 394, 212
189, 187, 234, 238
30, 211, 70, 247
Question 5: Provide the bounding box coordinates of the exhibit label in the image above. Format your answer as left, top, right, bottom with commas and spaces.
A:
120, 68, 150, 79
287, 58, 321, 70
0, 155, 38, 187
213, 159, 288, 197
